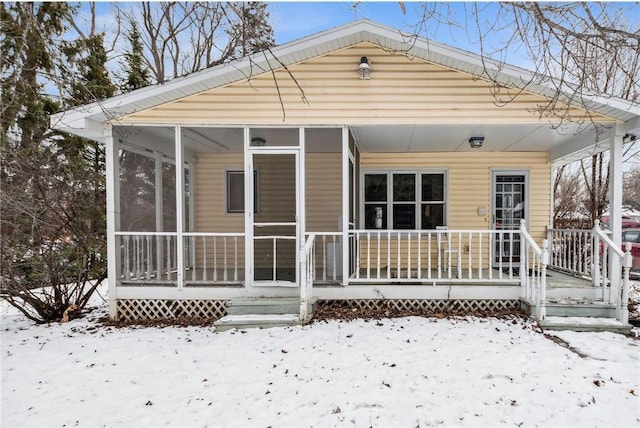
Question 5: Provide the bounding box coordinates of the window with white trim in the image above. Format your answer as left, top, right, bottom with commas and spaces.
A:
226, 170, 258, 213
363, 171, 446, 229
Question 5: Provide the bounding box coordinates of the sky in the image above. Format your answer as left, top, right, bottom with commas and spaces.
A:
86, 1, 640, 71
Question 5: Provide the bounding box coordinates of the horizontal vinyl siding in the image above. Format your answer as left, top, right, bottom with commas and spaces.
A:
194, 153, 245, 269
195, 153, 244, 233
121, 44, 611, 125
306, 153, 342, 232
360, 152, 551, 243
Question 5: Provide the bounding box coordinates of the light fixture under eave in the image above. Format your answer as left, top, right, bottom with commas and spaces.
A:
468, 136, 484, 148
357, 56, 371, 80
251, 137, 266, 146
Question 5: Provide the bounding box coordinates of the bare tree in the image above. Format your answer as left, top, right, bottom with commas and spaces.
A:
401, 3, 639, 124
623, 166, 640, 211
553, 165, 588, 228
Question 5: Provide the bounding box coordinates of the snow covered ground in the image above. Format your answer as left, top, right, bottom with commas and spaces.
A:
2, 286, 639, 427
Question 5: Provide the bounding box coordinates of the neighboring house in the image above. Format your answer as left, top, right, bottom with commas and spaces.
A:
52, 20, 639, 330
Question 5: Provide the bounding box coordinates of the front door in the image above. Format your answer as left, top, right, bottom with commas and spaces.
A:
250, 150, 299, 286
492, 172, 527, 266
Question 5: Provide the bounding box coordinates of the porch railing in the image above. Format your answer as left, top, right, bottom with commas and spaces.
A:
520, 220, 549, 321
548, 221, 633, 323
305, 232, 343, 283
117, 232, 178, 285
183, 233, 244, 284
349, 229, 522, 283
300, 233, 316, 321
117, 232, 244, 285
592, 222, 632, 323
547, 227, 594, 278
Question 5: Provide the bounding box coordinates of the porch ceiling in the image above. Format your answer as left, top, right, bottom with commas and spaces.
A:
350, 123, 606, 164
116, 123, 609, 165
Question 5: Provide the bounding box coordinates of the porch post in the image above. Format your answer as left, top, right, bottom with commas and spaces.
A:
175, 126, 184, 289
298, 127, 306, 259
105, 124, 119, 320
341, 126, 350, 286
243, 127, 253, 287
296, 127, 308, 298
188, 160, 196, 270
188, 161, 196, 231
608, 123, 624, 308
154, 151, 164, 277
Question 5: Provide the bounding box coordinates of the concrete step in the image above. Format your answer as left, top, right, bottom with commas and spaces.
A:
226, 297, 318, 316
540, 316, 632, 334
522, 298, 616, 318
214, 314, 302, 331
544, 299, 616, 318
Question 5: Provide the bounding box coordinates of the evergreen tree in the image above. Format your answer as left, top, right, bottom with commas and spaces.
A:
120, 21, 150, 92
1, 3, 115, 323
118, 21, 156, 232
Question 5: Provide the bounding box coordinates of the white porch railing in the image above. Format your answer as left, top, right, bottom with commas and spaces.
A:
117, 232, 178, 284
305, 232, 343, 283
183, 233, 244, 284
116, 232, 244, 285
592, 222, 633, 323
520, 220, 549, 321
300, 233, 316, 321
548, 221, 633, 323
547, 227, 594, 277
349, 229, 522, 283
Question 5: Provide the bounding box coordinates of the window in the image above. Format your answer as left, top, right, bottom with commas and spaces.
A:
363, 171, 446, 229
226, 171, 258, 213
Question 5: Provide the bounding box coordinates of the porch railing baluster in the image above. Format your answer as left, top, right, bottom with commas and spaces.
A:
407, 233, 412, 279
427, 232, 432, 280
322, 235, 327, 282
417, 233, 422, 280
387, 231, 391, 279
468, 232, 472, 280
367, 232, 371, 279
377, 232, 381, 279
356, 231, 361, 279
478, 232, 483, 280
165, 236, 170, 281
396, 232, 401, 279
146, 236, 152, 279
234, 236, 238, 282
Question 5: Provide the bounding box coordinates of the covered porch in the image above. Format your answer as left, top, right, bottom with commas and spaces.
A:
107, 123, 633, 325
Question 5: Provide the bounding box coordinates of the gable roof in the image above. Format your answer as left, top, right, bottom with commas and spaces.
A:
52, 19, 640, 141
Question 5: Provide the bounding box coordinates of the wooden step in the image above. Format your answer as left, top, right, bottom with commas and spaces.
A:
214, 314, 302, 331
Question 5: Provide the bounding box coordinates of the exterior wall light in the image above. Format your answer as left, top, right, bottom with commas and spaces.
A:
251, 137, 266, 146
357, 56, 371, 79
468, 136, 484, 148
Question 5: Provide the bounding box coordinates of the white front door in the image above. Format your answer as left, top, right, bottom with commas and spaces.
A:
492, 171, 527, 267
249, 149, 300, 287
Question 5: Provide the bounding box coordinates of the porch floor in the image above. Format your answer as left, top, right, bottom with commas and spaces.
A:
120, 267, 593, 289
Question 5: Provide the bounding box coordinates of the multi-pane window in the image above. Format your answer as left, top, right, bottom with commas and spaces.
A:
363, 171, 446, 230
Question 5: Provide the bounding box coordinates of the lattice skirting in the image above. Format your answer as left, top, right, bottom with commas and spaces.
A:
117, 299, 228, 322
317, 299, 521, 314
